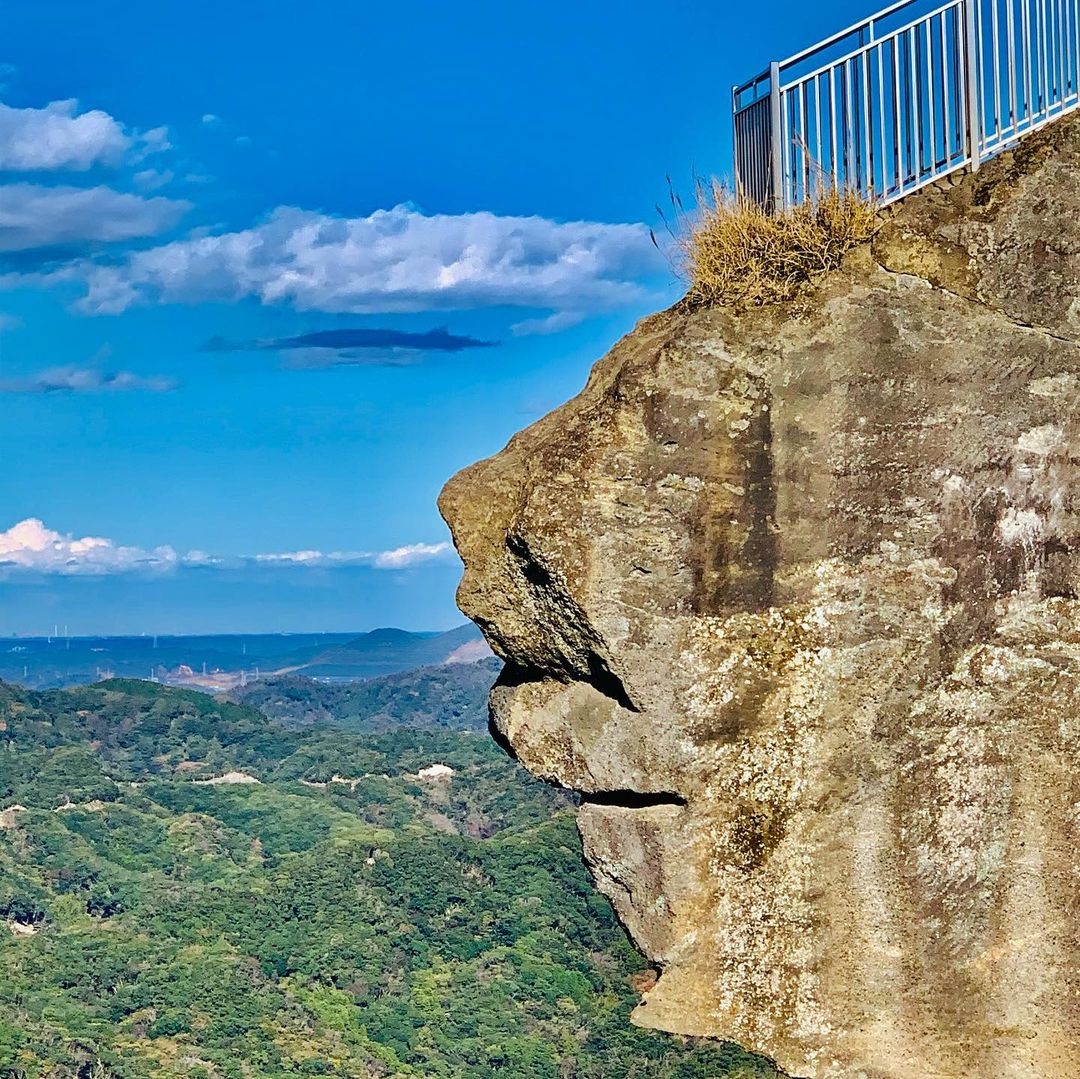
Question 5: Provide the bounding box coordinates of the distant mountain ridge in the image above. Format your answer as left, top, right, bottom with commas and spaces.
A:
0, 624, 489, 690
295, 624, 490, 679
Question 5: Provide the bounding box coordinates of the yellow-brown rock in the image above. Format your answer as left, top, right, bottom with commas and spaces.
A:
439, 114, 1080, 1079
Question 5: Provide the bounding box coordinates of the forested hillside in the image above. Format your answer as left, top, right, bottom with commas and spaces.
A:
233, 657, 501, 731
0, 679, 775, 1079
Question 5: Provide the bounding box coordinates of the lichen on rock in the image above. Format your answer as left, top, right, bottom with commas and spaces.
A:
439, 113, 1080, 1079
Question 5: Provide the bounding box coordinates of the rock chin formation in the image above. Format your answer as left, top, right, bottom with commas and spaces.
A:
439, 113, 1080, 1079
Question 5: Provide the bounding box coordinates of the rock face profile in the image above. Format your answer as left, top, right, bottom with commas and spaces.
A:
438, 114, 1080, 1079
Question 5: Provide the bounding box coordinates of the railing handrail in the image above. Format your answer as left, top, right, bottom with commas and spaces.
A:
777, 0, 928, 72
734, 0, 936, 97
779, 0, 962, 91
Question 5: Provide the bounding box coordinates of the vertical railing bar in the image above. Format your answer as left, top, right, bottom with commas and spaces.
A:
972, 0, 980, 151
911, 25, 920, 180
1030, 0, 1037, 121
1062, 0, 1069, 99
1004, 0, 1012, 130
872, 41, 881, 196
941, 10, 953, 159
892, 38, 903, 193
906, 26, 914, 185
780, 83, 791, 210
747, 112, 753, 203
1063, 0, 1072, 99
791, 84, 799, 203
1072, 0, 1079, 97
770, 61, 783, 211
815, 73, 826, 186
1023, 0, 1033, 127
1058, 0, 1068, 105
964, 0, 981, 165
1051, 0, 1058, 106
878, 40, 889, 191
926, 18, 938, 173
1067, 0, 1075, 100
1053, 0, 1058, 103
740, 111, 746, 200
830, 67, 840, 188
1057, 0, 1063, 104
980, 2, 989, 150
801, 81, 811, 199
1007, 0, 1018, 130
991, 0, 1002, 137
963, 2, 972, 154
844, 59, 856, 188
1072, 0, 1078, 97
946, 6, 954, 155
863, 47, 874, 193
1066, 0, 1073, 97
1045, 0, 1053, 110
1041, 0, 1050, 114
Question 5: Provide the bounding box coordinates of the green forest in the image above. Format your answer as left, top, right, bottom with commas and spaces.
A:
0, 676, 778, 1079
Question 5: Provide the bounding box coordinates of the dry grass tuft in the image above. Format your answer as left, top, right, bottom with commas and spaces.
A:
668, 179, 878, 308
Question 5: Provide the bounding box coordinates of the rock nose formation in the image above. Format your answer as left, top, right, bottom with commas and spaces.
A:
439, 115, 1080, 1079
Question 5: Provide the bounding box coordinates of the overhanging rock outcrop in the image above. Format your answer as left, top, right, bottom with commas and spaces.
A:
439, 113, 1080, 1079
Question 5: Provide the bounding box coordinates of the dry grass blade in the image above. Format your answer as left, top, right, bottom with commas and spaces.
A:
677, 179, 877, 308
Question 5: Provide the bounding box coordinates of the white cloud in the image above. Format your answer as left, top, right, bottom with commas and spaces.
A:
373, 543, 453, 568
0, 100, 129, 170
0, 366, 176, 394
0, 519, 453, 577
201, 113, 221, 126
63, 203, 662, 316
0, 183, 189, 253
0, 519, 178, 576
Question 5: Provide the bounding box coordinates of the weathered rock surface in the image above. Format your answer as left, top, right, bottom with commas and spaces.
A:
439, 113, 1080, 1079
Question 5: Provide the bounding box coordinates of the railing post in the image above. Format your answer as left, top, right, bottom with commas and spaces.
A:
769, 61, 784, 211
732, 84, 742, 199
963, 0, 982, 171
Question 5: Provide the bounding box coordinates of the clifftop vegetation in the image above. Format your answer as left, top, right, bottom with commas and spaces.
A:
670, 181, 877, 307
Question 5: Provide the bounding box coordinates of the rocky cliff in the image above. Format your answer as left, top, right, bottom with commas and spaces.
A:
439, 114, 1080, 1079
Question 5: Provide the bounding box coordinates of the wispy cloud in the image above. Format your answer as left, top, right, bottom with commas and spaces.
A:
253, 542, 452, 569
0, 100, 129, 171
510, 311, 587, 336
203, 325, 498, 366
133, 167, 174, 191
0, 184, 188, 258
57, 203, 662, 317
130, 126, 171, 161
0, 519, 453, 577
0, 366, 176, 394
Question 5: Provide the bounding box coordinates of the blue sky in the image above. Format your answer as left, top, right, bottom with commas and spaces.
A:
0, 0, 873, 636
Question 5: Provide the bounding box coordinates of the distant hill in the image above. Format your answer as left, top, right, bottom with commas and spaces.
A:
0, 624, 489, 690
294, 623, 490, 679
234, 655, 502, 731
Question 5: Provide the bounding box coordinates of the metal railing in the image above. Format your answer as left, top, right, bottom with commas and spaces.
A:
734, 0, 1080, 210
